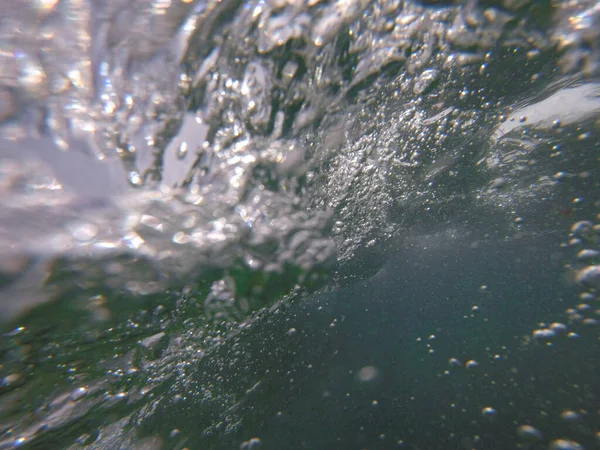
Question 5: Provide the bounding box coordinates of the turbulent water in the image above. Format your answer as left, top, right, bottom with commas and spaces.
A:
0, 0, 599, 448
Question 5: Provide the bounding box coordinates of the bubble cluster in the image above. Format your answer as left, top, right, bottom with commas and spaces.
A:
0, 0, 599, 448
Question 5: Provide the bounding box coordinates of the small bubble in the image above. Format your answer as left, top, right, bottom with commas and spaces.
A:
569, 313, 584, 324
2, 373, 21, 387
554, 171, 568, 180
532, 328, 556, 340
70, 386, 88, 401
548, 439, 583, 450
570, 221, 593, 238
248, 438, 262, 448
516, 425, 543, 441
177, 141, 189, 159
577, 249, 600, 260
465, 360, 479, 369
128, 171, 143, 186
490, 177, 507, 189
287, 328, 297, 336
481, 406, 497, 416
72, 223, 98, 241
356, 365, 380, 383
449, 358, 461, 367
172, 232, 190, 245
576, 266, 600, 289
560, 410, 580, 422
549, 323, 567, 334
240, 437, 262, 449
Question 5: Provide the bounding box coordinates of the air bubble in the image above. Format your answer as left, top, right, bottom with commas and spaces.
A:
128, 171, 143, 187
177, 141, 189, 159
516, 425, 543, 441
481, 406, 497, 416
548, 439, 584, 450
577, 249, 600, 261
532, 328, 556, 340
570, 221, 594, 240
559, 410, 581, 422
576, 265, 600, 289
549, 323, 567, 334
240, 437, 262, 449
356, 365, 380, 383
72, 223, 98, 241
490, 177, 507, 189
465, 360, 479, 369
2, 373, 21, 387
449, 358, 461, 367
579, 292, 595, 301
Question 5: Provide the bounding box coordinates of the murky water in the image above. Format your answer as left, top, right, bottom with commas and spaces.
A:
0, 0, 599, 448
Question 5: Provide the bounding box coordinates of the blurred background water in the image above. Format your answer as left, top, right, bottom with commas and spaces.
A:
0, 0, 599, 448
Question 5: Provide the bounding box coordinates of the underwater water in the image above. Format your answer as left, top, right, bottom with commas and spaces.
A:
0, 0, 599, 448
